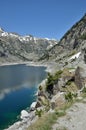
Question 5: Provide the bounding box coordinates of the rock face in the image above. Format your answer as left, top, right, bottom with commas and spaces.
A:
75, 66, 86, 89
0, 28, 58, 63
60, 14, 86, 49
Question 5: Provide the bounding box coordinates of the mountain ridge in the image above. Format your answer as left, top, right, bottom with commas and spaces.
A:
40, 14, 86, 64
0, 28, 58, 63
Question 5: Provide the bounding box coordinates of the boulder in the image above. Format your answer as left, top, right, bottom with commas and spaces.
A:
20, 110, 29, 119
53, 68, 74, 93
51, 92, 65, 109
30, 102, 37, 111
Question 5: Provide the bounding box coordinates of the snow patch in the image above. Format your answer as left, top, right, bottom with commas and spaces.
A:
1, 32, 8, 36
9, 33, 18, 37
45, 38, 50, 40
34, 37, 37, 43
19, 36, 30, 42
69, 52, 81, 61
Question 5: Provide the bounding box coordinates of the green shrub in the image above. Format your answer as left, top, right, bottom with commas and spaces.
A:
46, 70, 63, 94
82, 87, 86, 93
65, 62, 68, 65
55, 110, 66, 117
80, 33, 86, 40
66, 81, 72, 85
39, 85, 42, 91
72, 93, 78, 98
65, 92, 78, 102
35, 109, 43, 117
65, 92, 73, 102
46, 72, 54, 94
53, 70, 63, 81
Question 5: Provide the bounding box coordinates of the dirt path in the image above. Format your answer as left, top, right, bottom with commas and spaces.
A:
52, 99, 86, 130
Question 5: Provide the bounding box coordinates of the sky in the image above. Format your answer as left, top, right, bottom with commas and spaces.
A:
0, 0, 86, 40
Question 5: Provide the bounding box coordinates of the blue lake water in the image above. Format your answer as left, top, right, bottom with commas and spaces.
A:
0, 64, 47, 130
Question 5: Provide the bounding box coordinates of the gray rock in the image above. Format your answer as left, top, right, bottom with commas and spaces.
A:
75, 66, 86, 89
20, 110, 29, 119
30, 102, 37, 111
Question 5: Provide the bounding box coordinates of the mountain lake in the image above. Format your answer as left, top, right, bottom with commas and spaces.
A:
0, 64, 47, 129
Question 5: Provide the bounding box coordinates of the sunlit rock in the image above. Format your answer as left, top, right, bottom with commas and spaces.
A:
30, 102, 37, 111
20, 110, 29, 119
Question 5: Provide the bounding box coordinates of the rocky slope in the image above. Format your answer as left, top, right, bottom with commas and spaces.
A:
40, 14, 86, 66
60, 14, 86, 49
0, 28, 58, 64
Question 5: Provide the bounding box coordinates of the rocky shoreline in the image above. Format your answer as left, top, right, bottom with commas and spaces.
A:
5, 109, 38, 130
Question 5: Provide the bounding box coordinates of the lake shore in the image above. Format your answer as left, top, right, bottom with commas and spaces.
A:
0, 61, 55, 73
0, 61, 46, 67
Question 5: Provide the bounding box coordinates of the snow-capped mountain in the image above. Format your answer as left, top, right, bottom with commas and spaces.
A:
0, 28, 58, 63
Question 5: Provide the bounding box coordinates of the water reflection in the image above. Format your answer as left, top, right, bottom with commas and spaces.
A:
0, 64, 47, 129
0, 64, 47, 100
